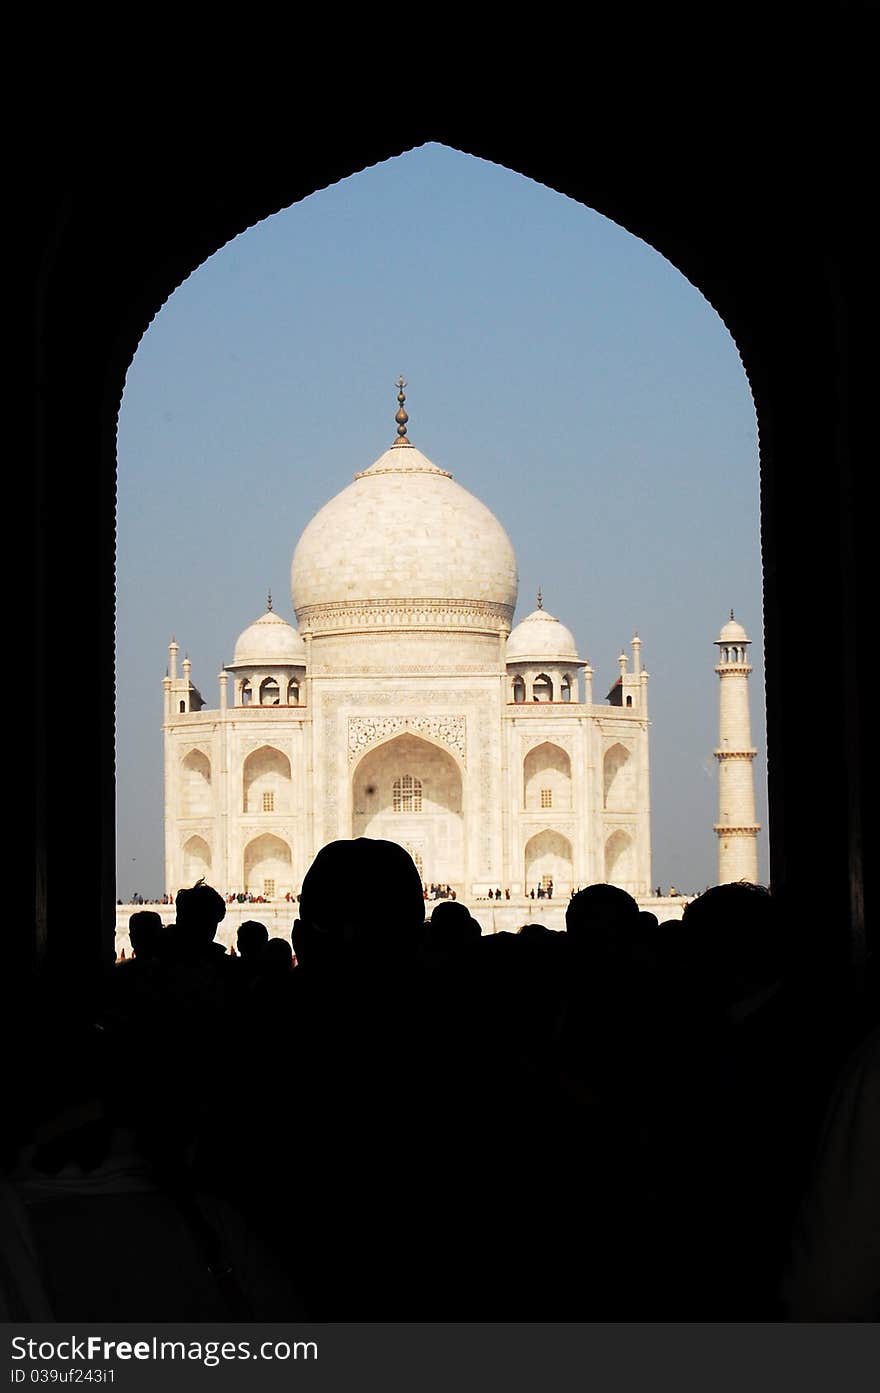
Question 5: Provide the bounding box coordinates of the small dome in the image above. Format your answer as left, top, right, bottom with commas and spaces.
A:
232, 609, 306, 666
507, 607, 580, 663
718, 617, 749, 643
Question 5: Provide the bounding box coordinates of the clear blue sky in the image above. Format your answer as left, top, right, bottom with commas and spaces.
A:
116, 142, 766, 900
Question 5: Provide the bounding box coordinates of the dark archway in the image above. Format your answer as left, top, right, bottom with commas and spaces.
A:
28, 119, 871, 992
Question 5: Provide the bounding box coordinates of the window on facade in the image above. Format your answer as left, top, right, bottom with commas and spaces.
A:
540, 787, 553, 808
263, 879, 275, 898
262, 791, 275, 812
513, 676, 525, 703
288, 680, 299, 704
392, 774, 423, 812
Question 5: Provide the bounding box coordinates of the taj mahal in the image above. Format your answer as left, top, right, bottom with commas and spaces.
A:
151, 383, 759, 940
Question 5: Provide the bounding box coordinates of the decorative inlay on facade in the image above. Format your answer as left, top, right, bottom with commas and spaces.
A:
179, 744, 210, 760
520, 820, 576, 836
313, 663, 495, 675
519, 732, 574, 757
297, 597, 513, 636
603, 738, 632, 754
714, 748, 758, 759
713, 824, 761, 835
348, 714, 467, 765
243, 738, 289, 756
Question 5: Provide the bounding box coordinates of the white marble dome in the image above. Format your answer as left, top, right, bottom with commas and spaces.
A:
232, 608, 306, 666
506, 606, 580, 663
291, 439, 518, 634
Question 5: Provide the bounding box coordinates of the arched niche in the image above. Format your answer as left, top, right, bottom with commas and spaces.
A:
181, 749, 211, 817
352, 732, 464, 889
603, 743, 635, 811
242, 745, 291, 814
287, 678, 300, 705
182, 834, 211, 884
523, 742, 572, 811
604, 829, 635, 888
243, 833, 292, 899
259, 676, 280, 706
532, 673, 553, 703
524, 828, 572, 895
512, 675, 526, 704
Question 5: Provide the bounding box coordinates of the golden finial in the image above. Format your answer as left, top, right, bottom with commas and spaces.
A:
537, 586, 543, 610
393, 375, 411, 446
267, 589, 273, 612
730, 608, 735, 621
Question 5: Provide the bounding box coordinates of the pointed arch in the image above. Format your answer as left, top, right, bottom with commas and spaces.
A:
532, 673, 553, 702
242, 745, 291, 814
352, 732, 464, 889
182, 834, 211, 884
604, 829, 635, 887
243, 832, 292, 898
603, 742, 634, 811
524, 829, 572, 895
181, 749, 211, 817
523, 741, 572, 811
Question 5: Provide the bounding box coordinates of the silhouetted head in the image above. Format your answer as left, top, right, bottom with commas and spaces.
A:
517, 922, 558, 943
128, 910, 162, 959
565, 884, 640, 968
293, 838, 425, 971
174, 881, 226, 947
425, 900, 482, 952
237, 919, 270, 960
681, 881, 785, 1002
260, 937, 294, 973
566, 884, 639, 935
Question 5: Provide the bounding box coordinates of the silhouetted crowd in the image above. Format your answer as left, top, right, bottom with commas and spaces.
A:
3, 840, 878, 1321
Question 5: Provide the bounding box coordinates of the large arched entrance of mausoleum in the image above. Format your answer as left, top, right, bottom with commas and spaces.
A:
351, 733, 465, 892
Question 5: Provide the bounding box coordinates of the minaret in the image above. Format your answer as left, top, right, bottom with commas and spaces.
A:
714, 611, 760, 883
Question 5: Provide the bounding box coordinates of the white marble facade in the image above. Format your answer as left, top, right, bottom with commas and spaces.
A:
163, 400, 654, 902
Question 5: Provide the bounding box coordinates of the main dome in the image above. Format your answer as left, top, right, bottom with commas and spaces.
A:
291, 436, 518, 638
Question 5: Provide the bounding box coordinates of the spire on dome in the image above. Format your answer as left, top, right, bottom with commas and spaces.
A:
392, 376, 412, 447
537, 586, 543, 610
267, 589, 273, 612
730, 608, 735, 621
